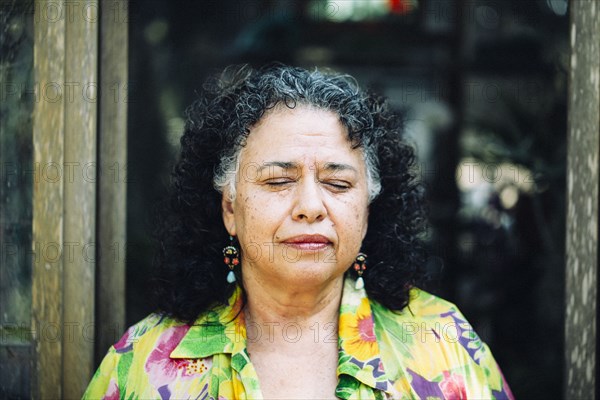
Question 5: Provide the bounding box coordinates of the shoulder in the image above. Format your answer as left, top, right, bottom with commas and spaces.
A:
371, 287, 479, 357
370, 287, 484, 368
408, 287, 462, 316
370, 287, 463, 323
370, 289, 513, 399
109, 312, 194, 361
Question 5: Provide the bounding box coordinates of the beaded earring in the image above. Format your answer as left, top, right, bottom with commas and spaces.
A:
223, 235, 239, 283
353, 252, 367, 290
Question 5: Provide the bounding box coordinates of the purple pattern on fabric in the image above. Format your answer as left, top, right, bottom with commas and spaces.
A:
440, 310, 483, 365
158, 384, 171, 400
196, 382, 209, 400
114, 343, 133, 354
366, 358, 386, 379
407, 368, 444, 398
114, 329, 133, 354
114, 317, 162, 354
341, 350, 389, 391
350, 357, 364, 368
375, 380, 389, 391
492, 375, 515, 400
492, 387, 510, 400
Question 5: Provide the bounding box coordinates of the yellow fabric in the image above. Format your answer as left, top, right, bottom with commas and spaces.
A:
84, 276, 513, 399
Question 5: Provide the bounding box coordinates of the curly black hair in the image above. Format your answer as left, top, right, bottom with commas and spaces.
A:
153, 64, 427, 324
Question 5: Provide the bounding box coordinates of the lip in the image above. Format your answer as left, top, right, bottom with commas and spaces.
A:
282, 234, 332, 251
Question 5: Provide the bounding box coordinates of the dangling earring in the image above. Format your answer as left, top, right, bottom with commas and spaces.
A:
223, 235, 239, 283
354, 252, 367, 290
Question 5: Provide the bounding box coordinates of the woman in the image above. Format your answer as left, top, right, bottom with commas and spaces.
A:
85, 64, 513, 399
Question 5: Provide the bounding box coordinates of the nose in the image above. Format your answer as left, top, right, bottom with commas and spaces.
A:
292, 177, 327, 223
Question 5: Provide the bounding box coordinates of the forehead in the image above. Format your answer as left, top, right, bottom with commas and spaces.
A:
240, 105, 363, 167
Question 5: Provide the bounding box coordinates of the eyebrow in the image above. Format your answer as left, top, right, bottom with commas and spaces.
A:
322, 162, 358, 174
257, 161, 297, 174
256, 161, 358, 174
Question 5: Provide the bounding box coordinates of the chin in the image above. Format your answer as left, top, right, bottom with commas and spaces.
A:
275, 261, 345, 286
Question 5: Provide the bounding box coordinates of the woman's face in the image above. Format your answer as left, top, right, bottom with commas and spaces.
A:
222, 105, 369, 290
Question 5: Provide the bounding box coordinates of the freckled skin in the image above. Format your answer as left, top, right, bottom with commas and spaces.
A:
221, 106, 370, 292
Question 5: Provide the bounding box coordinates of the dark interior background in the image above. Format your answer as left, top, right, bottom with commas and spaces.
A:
125, 1, 568, 398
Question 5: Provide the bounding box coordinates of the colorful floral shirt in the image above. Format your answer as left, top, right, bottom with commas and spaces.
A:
84, 277, 514, 399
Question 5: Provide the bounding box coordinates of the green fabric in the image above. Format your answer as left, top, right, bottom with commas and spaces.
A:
84, 276, 513, 399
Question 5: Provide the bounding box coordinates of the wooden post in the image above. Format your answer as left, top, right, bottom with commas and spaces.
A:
32, 1, 66, 397
62, 0, 98, 397
565, 0, 600, 398
96, 0, 128, 365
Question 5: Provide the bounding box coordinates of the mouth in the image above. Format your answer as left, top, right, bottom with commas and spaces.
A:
282, 234, 332, 251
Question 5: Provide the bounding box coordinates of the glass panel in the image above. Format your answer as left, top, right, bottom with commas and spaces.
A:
308, 0, 419, 22
0, 0, 34, 397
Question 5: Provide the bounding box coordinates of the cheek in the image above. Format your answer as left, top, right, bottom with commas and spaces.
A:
338, 202, 369, 247
353, 204, 370, 244
235, 193, 285, 240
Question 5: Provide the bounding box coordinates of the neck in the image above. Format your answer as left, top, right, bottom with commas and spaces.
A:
242, 271, 344, 349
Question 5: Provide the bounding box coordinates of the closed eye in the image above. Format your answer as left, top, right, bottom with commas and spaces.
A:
324, 181, 351, 190
265, 179, 294, 187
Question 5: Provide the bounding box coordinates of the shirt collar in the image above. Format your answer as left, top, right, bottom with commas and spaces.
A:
170, 285, 246, 359
170, 276, 390, 393
336, 276, 390, 395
